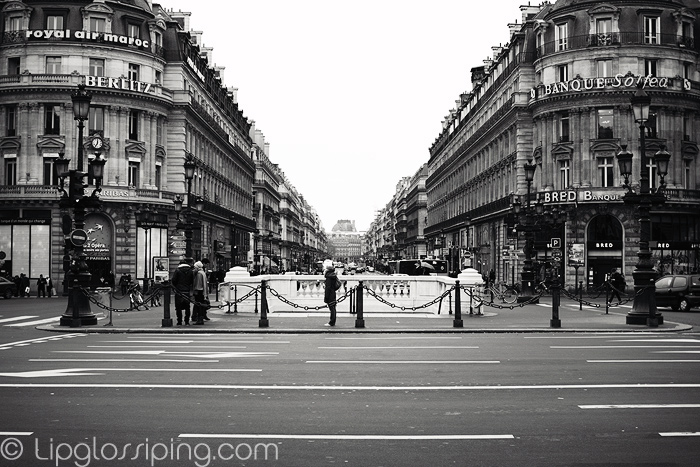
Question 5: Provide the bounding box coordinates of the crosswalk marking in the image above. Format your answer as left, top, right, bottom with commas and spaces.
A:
6, 317, 60, 327
0, 316, 39, 324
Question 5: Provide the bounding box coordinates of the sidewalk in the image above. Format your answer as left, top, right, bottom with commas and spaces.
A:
34, 293, 694, 334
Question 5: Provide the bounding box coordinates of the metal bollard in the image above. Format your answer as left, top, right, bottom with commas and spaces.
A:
579, 280, 583, 310
355, 281, 365, 328
550, 278, 561, 328
162, 281, 173, 327
453, 281, 463, 327
259, 280, 269, 327
448, 290, 453, 315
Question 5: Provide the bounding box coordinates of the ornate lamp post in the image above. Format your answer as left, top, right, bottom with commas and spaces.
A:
174, 154, 199, 259
230, 215, 238, 268
615, 86, 670, 327
512, 158, 538, 302
56, 85, 106, 326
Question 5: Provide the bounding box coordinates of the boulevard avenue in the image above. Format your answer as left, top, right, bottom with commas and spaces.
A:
1, 307, 699, 466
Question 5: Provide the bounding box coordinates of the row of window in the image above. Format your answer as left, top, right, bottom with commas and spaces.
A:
555, 158, 695, 190
3, 157, 158, 189
555, 59, 694, 82
5, 104, 163, 142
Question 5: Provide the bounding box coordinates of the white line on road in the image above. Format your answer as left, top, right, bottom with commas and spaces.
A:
0, 383, 699, 390
0, 316, 38, 323
0, 368, 262, 378
588, 360, 700, 363
659, 432, 700, 437
653, 351, 700, 354
29, 359, 221, 363
6, 317, 60, 327
87, 345, 248, 349
305, 360, 499, 364
325, 337, 464, 340
610, 339, 700, 343
0, 432, 33, 436
551, 346, 700, 349
0, 334, 84, 349
580, 404, 700, 409
98, 340, 290, 344
177, 433, 514, 440
317, 346, 479, 350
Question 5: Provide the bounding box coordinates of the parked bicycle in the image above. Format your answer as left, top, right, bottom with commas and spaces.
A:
479, 281, 518, 304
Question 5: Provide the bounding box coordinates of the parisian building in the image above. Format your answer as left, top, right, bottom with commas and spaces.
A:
0, 0, 323, 292
328, 219, 363, 265
370, 0, 700, 287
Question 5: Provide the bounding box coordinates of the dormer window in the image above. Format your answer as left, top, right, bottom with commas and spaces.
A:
89, 17, 106, 33
556, 23, 568, 51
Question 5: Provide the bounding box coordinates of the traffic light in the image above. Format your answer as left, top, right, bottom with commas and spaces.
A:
69, 173, 87, 199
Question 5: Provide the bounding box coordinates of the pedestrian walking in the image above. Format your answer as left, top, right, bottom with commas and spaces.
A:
19, 273, 30, 298
47, 277, 54, 297
192, 261, 209, 325
323, 259, 340, 327
37, 274, 47, 298
171, 258, 194, 325
608, 268, 625, 303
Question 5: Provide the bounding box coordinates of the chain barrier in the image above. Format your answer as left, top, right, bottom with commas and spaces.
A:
463, 285, 544, 309
363, 284, 456, 311
78, 287, 150, 313
266, 284, 355, 310
171, 286, 227, 310
221, 285, 261, 305
561, 284, 651, 308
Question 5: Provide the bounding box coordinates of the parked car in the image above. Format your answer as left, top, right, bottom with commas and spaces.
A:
654, 274, 700, 312
0, 276, 15, 299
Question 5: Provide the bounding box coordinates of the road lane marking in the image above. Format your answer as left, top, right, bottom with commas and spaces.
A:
654, 351, 700, 354
0, 368, 262, 378
0, 316, 38, 323
0, 383, 699, 390
325, 337, 464, 340
6, 317, 60, 327
178, 433, 514, 440
551, 346, 700, 349
87, 345, 249, 349
30, 359, 221, 363
317, 346, 479, 350
580, 404, 700, 409
588, 360, 700, 363
99, 340, 290, 344
610, 339, 700, 343
0, 432, 33, 436
53, 350, 278, 358
0, 334, 84, 349
305, 360, 499, 364
659, 432, 700, 437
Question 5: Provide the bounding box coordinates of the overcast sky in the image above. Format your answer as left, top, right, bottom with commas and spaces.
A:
160, 0, 528, 232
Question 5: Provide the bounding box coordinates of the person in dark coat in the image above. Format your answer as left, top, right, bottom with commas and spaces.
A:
323, 259, 339, 327
608, 268, 625, 303
37, 274, 47, 298
19, 273, 30, 298
171, 258, 195, 325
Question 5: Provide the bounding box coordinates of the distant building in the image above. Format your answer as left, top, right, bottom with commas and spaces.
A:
328, 220, 363, 264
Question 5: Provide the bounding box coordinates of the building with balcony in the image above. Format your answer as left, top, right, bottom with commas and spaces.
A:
426, 0, 700, 287
0, 0, 322, 292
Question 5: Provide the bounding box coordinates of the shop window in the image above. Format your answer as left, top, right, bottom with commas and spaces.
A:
128, 161, 140, 187
89, 58, 105, 77
597, 109, 614, 139
88, 107, 104, 135
44, 105, 60, 135
597, 157, 615, 187
6, 105, 17, 137
128, 110, 139, 140
644, 16, 660, 44
0, 223, 50, 278
7, 57, 20, 75
45, 56, 62, 74
4, 158, 17, 185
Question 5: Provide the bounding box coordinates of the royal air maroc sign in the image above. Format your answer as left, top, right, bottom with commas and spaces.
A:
25, 29, 150, 49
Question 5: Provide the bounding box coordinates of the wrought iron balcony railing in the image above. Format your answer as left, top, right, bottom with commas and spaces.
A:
536, 33, 695, 59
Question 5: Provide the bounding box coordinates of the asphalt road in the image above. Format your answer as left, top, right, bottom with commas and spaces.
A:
1, 313, 699, 467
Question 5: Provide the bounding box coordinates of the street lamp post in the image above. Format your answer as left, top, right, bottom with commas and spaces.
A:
230, 215, 237, 268
136, 208, 152, 294
56, 84, 106, 327
616, 86, 670, 327
512, 159, 538, 302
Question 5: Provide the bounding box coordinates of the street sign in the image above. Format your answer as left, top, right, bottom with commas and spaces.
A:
170, 249, 186, 255
552, 248, 562, 260
464, 251, 472, 259
170, 241, 186, 248
170, 235, 186, 241
551, 237, 561, 248
69, 229, 88, 247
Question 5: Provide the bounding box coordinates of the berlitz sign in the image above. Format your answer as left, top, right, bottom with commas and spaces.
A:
84, 75, 153, 94
541, 190, 621, 203
532, 74, 671, 99
25, 29, 150, 49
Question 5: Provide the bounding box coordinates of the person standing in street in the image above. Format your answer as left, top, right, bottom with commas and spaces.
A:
192, 261, 209, 325
47, 277, 53, 297
19, 273, 30, 298
323, 259, 339, 327
37, 274, 47, 298
608, 268, 625, 304
171, 258, 194, 325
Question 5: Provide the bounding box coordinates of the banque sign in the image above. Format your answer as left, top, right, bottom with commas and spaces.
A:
541, 190, 621, 203
532, 74, 672, 99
